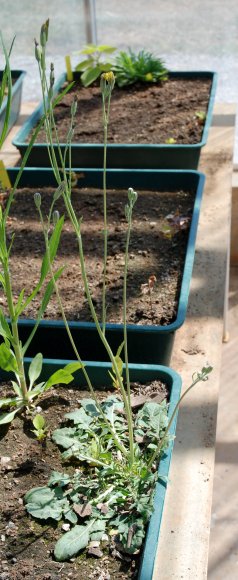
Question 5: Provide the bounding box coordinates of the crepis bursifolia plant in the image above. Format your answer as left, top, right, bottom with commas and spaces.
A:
0, 29, 85, 425
23, 20, 213, 561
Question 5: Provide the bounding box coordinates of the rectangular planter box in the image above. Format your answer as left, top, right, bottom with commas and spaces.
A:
6, 167, 205, 365
0, 359, 182, 579
0, 70, 26, 139
12, 71, 217, 169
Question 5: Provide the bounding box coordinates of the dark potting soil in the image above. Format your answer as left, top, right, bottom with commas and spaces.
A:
1, 185, 195, 325
33, 76, 212, 145
0, 380, 168, 579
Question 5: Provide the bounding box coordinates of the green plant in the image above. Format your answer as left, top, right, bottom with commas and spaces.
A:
31, 413, 48, 441
113, 49, 168, 87
195, 110, 206, 125
0, 33, 14, 148
25, 367, 212, 560
73, 43, 116, 87
0, 23, 84, 425
23, 20, 213, 562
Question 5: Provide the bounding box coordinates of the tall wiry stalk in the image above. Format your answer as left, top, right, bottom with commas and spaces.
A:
100, 72, 115, 334
35, 24, 136, 467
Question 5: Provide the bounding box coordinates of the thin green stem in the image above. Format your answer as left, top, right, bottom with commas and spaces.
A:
102, 93, 109, 335
37, 209, 128, 459
147, 370, 211, 470
2, 260, 28, 399
123, 213, 134, 460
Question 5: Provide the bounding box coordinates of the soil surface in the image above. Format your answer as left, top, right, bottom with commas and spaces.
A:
0, 380, 168, 580
1, 185, 195, 325
33, 76, 212, 145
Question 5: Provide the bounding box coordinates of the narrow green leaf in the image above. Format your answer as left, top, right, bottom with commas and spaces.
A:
40, 216, 64, 282
28, 353, 43, 389
0, 308, 12, 340
0, 272, 6, 289
62, 362, 84, 374
43, 368, 73, 390
22, 266, 64, 354
0, 407, 19, 425
14, 289, 25, 316
0, 396, 19, 408
0, 342, 18, 372
11, 381, 21, 396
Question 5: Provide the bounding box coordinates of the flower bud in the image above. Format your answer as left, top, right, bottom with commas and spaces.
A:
128, 187, 138, 206
40, 19, 49, 47
53, 210, 60, 225
50, 63, 55, 89
100, 71, 115, 97
34, 192, 41, 209
53, 181, 66, 202
71, 97, 78, 117
34, 40, 41, 63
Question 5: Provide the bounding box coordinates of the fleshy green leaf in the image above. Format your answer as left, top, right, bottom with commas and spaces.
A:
52, 427, 76, 449
54, 522, 95, 561
26, 501, 64, 521
80, 398, 100, 417
28, 353, 43, 389
32, 414, 45, 430
64, 407, 92, 426
24, 486, 55, 505
48, 471, 71, 487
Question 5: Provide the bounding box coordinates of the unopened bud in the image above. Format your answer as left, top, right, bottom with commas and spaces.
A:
53, 181, 66, 201
34, 192, 41, 209
71, 98, 78, 117
40, 19, 49, 47
128, 187, 138, 206
50, 63, 55, 88
53, 210, 60, 225
34, 40, 41, 63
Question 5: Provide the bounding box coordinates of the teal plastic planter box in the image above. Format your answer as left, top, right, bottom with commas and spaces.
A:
0, 70, 26, 138
0, 359, 182, 579
12, 71, 217, 169
6, 167, 205, 365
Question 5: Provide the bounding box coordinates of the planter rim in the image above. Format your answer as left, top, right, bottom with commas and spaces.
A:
6, 166, 205, 334
0, 69, 26, 112
12, 70, 217, 150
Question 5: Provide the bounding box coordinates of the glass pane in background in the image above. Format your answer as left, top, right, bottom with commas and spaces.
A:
0, 0, 238, 156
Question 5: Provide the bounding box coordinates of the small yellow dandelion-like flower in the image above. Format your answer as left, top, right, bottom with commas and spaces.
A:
102, 71, 115, 84
100, 71, 115, 95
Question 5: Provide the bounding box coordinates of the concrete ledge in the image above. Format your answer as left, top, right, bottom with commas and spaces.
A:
0, 101, 236, 580
153, 104, 236, 579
